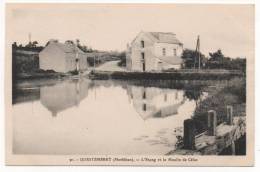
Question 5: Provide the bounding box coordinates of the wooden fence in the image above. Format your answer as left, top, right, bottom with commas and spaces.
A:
172, 105, 246, 155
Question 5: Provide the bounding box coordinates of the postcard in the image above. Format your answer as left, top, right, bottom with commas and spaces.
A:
5, 3, 254, 166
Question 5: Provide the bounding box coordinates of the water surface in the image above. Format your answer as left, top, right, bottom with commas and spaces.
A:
13, 78, 206, 155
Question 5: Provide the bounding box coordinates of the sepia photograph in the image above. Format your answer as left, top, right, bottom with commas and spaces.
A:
5, 2, 254, 166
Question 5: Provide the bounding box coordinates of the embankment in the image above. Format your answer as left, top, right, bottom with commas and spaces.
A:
90, 70, 244, 80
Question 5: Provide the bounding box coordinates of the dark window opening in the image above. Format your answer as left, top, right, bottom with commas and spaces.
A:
143, 103, 146, 111
143, 91, 146, 99
162, 48, 166, 56
141, 52, 145, 71
141, 40, 145, 48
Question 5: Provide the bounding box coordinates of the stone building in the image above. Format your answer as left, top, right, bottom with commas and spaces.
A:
39, 40, 88, 73
126, 31, 184, 71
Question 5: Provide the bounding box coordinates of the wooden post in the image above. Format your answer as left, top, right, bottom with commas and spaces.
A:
226, 105, 233, 125
183, 119, 196, 150
208, 110, 217, 136
231, 140, 236, 155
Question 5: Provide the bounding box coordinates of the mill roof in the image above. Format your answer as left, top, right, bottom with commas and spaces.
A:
148, 32, 183, 45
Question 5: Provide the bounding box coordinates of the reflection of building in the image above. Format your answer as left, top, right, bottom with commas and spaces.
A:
126, 31, 183, 71
126, 86, 185, 120
40, 79, 90, 117
39, 40, 88, 73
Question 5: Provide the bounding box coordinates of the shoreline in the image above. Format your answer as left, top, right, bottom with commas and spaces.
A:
166, 77, 246, 155
89, 70, 244, 80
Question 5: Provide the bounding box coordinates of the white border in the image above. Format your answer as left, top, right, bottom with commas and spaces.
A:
0, 0, 259, 171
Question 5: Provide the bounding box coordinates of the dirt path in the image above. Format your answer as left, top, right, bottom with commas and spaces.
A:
95, 60, 126, 72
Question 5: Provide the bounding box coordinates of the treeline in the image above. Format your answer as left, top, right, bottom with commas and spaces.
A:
181, 49, 246, 73
12, 42, 41, 74
12, 39, 126, 70
12, 41, 44, 52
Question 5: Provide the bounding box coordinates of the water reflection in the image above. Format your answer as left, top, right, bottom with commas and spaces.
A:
13, 79, 197, 120
39, 80, 190, 120
126, 86, 186, 120
40, 79, 90, 117
12, 78, 208, 155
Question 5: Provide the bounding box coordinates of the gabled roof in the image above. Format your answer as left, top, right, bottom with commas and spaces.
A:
130, 31, 183, 46
148, 32, 183, 45
49, 42, 85, 54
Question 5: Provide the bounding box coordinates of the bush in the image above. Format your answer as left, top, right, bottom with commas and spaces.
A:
33, 69, 46, 73
45, 69, 56, 73
222, 77, 246, 103
192, 77, 246, 133
117, 52, 126, 67
69, 70, 79, 75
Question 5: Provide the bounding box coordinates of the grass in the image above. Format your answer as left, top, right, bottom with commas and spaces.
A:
192, 77, 246, 133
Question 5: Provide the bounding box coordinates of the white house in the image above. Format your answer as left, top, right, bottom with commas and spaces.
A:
40, 79, 90, 117
39, 40, 88, 73
126, 31, 184, 71
126, 86, 185, 120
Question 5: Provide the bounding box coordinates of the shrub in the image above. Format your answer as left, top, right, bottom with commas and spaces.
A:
45, 69, 56, 73
69, 70, 79, 75
192, 77, 246, 133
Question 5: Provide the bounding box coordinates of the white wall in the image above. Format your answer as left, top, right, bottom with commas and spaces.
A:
129, 32, 183, 72
40, 43, 88, 73
39, 43, 66, 72
154, 42, 183, 57
153, 42, 183, 70
130, 32, 157, 71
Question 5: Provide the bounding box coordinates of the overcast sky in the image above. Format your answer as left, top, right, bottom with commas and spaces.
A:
7, 4, 254, 58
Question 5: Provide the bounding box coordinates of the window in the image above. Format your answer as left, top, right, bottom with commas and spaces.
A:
162, 48, 166, 56
141, 40, 145, 48
143, 104, 146, 111
174, 49, 177, 56
143, 91, 146, 99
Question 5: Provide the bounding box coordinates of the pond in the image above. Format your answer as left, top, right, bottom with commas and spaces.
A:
12, 78, 207, 155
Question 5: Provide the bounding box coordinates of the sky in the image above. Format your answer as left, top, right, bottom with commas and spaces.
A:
6, 4, 254, 58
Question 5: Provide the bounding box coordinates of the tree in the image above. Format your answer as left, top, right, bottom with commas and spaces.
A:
184, 89, 203, 107
206, 50, 246, 72
76, 39, 80, 46
209, 49, 225, 62
32, 41, 38, 47
12, 42, 17, 49
181, 49, 206, 69
25, 42, 33, 48
207, 49, 231, 69
117, 51, 126, 67
65, 40, 74, 44
81, 45, 88, 52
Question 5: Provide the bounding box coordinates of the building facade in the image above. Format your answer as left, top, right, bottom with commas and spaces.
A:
39, 40, 88, 73
40, 79, 90, 117
126, 31, 184, 71
126, 85, 185, 120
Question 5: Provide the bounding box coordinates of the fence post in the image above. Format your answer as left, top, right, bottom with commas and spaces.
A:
208, 110, 217, 136
226, 105, 233, 125
183, 119, 196, 150
231, 140, 236, 155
